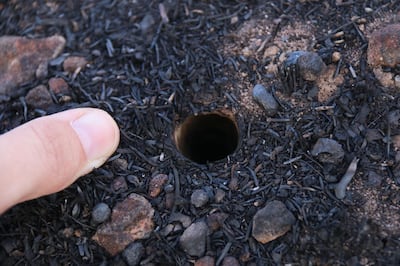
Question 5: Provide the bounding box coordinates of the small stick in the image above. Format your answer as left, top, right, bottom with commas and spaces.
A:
335, 157, 360, 199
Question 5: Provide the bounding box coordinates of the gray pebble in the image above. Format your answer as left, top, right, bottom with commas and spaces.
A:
91, 202, 111, 224
122, 242, 144, 266
283, 51, 326, 81
191, 189, 209, 208
252, 84, 279, 116
179, 221, 208, 257
296, 52, 327, 81
311, 138, 344, 164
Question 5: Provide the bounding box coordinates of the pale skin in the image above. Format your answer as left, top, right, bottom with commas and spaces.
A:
0, 108, 120, 214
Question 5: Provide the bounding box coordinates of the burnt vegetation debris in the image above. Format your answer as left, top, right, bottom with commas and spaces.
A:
1, 0, 400, 265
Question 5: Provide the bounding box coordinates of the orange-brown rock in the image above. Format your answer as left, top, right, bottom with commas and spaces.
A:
368, 24, 400, 68
48, 77, 70, 95
149, 173, 168, 198
63, 56, 87, 73
25, 85, 53, 109
92, 193, 154, 256
0, 35, 65, 95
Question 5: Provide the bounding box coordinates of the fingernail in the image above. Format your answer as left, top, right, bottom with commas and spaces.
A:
71, 111, 119, 170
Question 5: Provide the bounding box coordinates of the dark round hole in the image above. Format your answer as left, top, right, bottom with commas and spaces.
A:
174, 111, 239, 164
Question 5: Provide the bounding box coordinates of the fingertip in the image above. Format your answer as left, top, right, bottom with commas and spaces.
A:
0, 108, 120, 212
70, 109, 120, 176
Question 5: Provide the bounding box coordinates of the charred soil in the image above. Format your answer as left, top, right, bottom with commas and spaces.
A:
1, 1, 400, 265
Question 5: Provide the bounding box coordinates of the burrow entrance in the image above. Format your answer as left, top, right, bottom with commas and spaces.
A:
174, 110, 239, 164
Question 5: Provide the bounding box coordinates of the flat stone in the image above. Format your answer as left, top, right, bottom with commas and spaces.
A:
252, 200, 296, 244
0, 35, 65, 96
179, 221, 208, 257
92, 193, 154, 256
148, 173, 168, 198
368, 24, 400, 67
63, 56, 87, 73
311, 138, 345, 164
25, 85, 53, 109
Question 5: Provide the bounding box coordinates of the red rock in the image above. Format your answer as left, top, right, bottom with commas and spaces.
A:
25, 85, 53, 109
92, 193, 154, 256
195, 256, 215, 266
0, 35, 65, 96
148, 173, 168, 198
48, 77, 70, 95
368, 24, 400, 67
63, 56, 87, 73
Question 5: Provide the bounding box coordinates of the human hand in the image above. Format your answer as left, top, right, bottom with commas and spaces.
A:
0, 108, 120, 214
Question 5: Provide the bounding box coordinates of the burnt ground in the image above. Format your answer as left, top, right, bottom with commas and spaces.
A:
1, 0, 400, 265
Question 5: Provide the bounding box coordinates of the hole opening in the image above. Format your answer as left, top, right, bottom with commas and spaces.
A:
174, 111, 239, 164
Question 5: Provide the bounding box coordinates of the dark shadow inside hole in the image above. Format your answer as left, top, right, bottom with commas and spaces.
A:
175, 112, 239, 164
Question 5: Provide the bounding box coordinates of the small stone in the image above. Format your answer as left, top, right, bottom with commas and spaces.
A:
282, 51, 327, 81
214, 188, 226, 203
252, 200, 296, 244
296, 52, 327, 81
165, 191, 175, 210
63, 56, 87, 73
191, 189, 209, 208
195, 256, 215, 266
179, 221, 208, 257
392, 135, 400, 151
0, 35, 65, 96
25, 85, 53, 109
222, 256, 240, 266
48, 77, 70, 95
112, 158, 129, 171
61, 227, 74, 238
332, 51, 341, 63
252, 84, 279, 116
112, 176, 128, 193
122, 242, 144, 266
206, 212, 228, 232
170, 212, 192, 228
92, 193, 154, 256
311, 138, 344, 164
368, 24, 400, 67
92, 203, 111, 224
395, 75, 400, 88
149, 174, 168, 198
